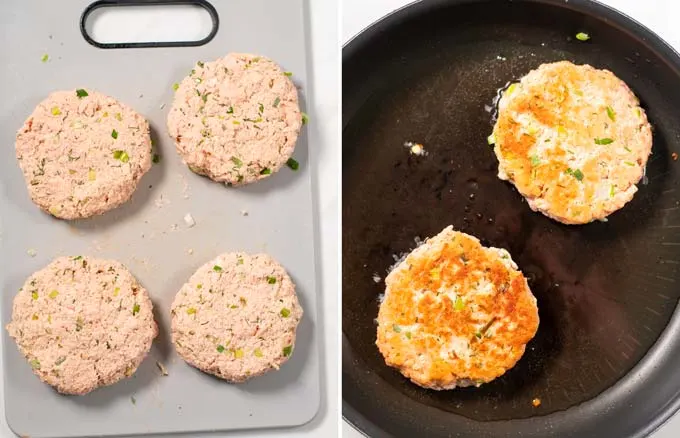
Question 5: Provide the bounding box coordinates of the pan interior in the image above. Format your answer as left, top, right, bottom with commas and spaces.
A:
343, 0, 680, 424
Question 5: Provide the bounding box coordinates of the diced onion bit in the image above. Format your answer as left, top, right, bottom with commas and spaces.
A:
606, 106, 616, 121
187, 307, 197, 315
283, 71, 293, 77
260, 168, 272, 175
301, 112, 309, 125
51, 107, 61, 116
49, 290, 59, 299
234, 349, 244, 359
173, 83, 179, 91
88, 169, 96, 181
113, 150, 130, 163
280, 308, 291, 317
405, 332, 412, 339
30, 359, 41, 369
41, 54, 49, 63
32, 291, 38, 300
454, 296, 465, 311
487, 134, 495, 145
506, 83, 518, 95
216, 345, 225, 353
575, 32, 590, 42
530, 155, 541, 167
565, 168, 584, 181
76, 89, 89, 98
213, 265, 223, 272
132, 303, 140, 315
184, 213, 196, 228
283, 346, 293, 357
594, 137, 613, 145
254, 348, 263, 357
392, 324, 402, 333
286, 158, 299, 170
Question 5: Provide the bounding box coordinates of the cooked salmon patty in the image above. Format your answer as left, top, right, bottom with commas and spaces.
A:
171, 252, 303, 382
167, 53, 302, 186
6, 256, 157, 395
376, 227, 539, 390
16, 89, 152, 220
491, 61, 653, 224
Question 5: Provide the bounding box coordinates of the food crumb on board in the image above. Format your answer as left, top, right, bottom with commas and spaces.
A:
187, 248, 194, 255
131, 396, 136, 405
171, 224, 179, 232
532, 398, 541, 407
41, 54, 49, 63
26, 248, 37, 257
160, 103, 166, 110
404, 141, 427, 156
496, 55, 507, 61
156, 361, 169, 376
241, 210, 249, 216
179, 173, 190, 199
184, 213, 196, 228
672, 152, 678, 161
372, 273, 381, 283
154, 194, 170, 208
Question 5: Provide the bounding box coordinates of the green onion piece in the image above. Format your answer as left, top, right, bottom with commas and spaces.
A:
233, 120, 241, 125
114, 287, 120, 296
287, 158, 299, 170
576, 32, 590, 42
226, 106, 234, 114
234, 349, 244, 359
132, 303, 140, 315
624, 146, 632, 152
72, 256, 83, 260
606, 106, 616, 122
283, 345, 293, 357
475, 332, 482, 339
454, 296, 464, 311
530, 155, 541, 167
267, 276, 277, 284
254, 348, 263, 357
301, 112, 309, 125
259, 103, 264, 114
111, 129, 118, 139
260, 168, 272, 175
594, 138, 613, 145
636, 108, 642, 117
55, 357, 66, 366
565, 168, 584, 181
32, 291, 38, 300
187, 307, 197, 315
115, 113, 123, 121
213, 265, 223, 272
51, 107, 61, 116
610, 184, 615, 197
487, 133, 495, 145
173, 83, 179, 91
280, 308, 291, 317
392, 324, 402, 333
30, 359, 41, 369
41, 54, 49, 63
152, 154, 160, 164
624, 161, 636, 166
197, 61, 204, 68
196, 284, 203, 289
76, 89, 89, 98
231, 156, 243, 167
405, 332, 412, 339
49, 290, 59, 299
283, 71, 293, 77
237, 257, 244, 265
273, 97, 281, 107
506, 83, 518, 96
216, 345, 225, 353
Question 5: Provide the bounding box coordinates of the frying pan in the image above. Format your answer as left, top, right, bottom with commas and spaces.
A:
342, 0, 680, 436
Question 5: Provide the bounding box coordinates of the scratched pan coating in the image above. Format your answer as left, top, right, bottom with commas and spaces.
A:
342, 0, 680, 437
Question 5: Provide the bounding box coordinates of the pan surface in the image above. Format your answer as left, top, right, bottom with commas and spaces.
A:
342, 0, 680, 436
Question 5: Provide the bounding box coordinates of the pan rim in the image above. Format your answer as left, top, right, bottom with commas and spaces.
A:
342, 0, 680, 437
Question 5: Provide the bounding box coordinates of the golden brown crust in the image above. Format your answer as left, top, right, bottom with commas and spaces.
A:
376, 227, 539, 389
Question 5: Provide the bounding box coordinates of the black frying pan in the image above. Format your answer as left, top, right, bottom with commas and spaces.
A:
342, 0, 680, 436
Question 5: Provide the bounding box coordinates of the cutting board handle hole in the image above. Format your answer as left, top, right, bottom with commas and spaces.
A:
81, 0, 219, 48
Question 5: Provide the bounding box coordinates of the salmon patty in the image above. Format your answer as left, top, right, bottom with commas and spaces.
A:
16, 89, 152, 220
376, 227, 539, 390
491, 61, 652, 224
167, 53, 302, 186
171, 252, 303, 382
6, 256, 157, 395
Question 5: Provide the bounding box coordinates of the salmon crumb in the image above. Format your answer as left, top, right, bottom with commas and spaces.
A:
672, 152, 678, 161
532, 398, 541, 407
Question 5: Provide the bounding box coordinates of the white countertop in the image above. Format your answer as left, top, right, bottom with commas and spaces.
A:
342, 0, 680, 437
0, 1, 339, 437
